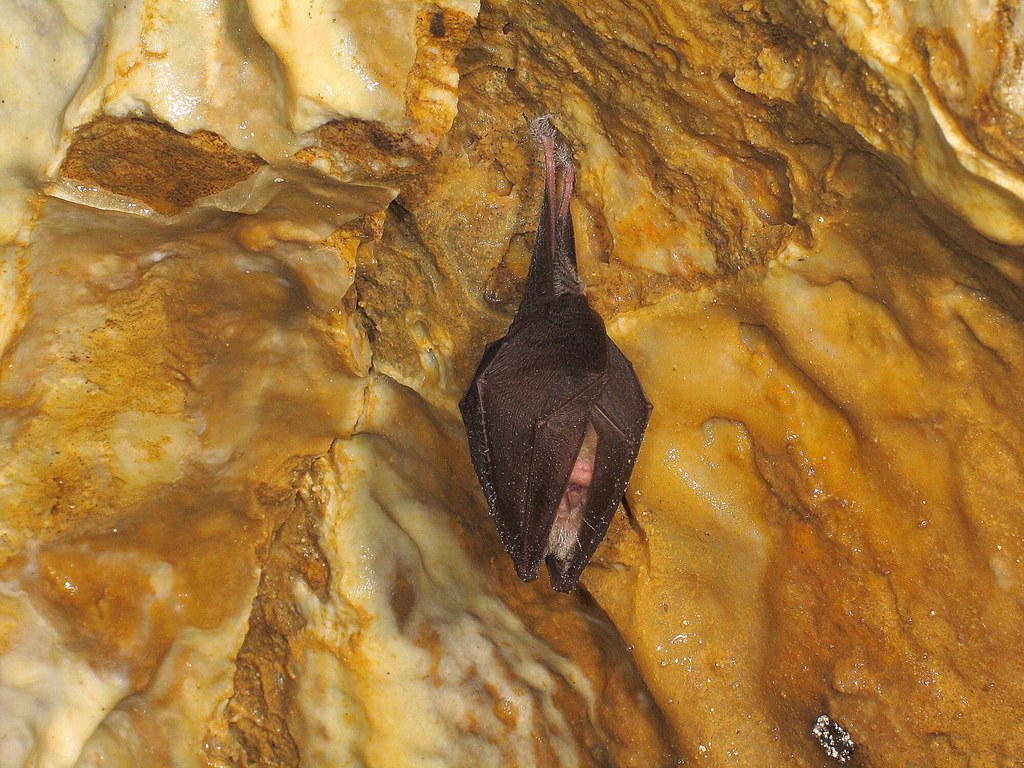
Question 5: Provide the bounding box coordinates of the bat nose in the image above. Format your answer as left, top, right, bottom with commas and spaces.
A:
568, 458, 594, 486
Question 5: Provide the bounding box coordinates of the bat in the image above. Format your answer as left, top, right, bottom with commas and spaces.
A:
460, 118, 652, 592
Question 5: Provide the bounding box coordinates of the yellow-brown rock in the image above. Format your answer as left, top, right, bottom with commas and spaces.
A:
0, 0, 1022, 766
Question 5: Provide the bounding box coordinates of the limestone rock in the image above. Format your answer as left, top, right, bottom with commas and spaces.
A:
1, 1, 1023, 766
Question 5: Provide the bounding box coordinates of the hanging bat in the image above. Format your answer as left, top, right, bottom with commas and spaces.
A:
460, 118, 652, 592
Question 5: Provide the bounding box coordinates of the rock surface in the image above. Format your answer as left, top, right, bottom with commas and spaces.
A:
0, 0, 1023, 766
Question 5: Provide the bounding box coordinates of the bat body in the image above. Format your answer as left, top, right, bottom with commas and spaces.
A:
460, 119, 652, 592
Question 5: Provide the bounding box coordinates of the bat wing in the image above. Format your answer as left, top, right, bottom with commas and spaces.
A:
461, 118, 652, 592
543, 337, 652, 591
460, 295, 607, 580
515, 375, 605, 580
459, 336, 506, 531
461, 295, 651, 591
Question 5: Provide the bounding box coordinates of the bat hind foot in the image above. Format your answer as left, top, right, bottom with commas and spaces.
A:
529, 114, 558, 142
529, 116, 574, 168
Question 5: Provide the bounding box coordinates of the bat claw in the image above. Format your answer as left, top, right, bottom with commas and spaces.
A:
529, 114, 558, 142
529, 116, 575, 169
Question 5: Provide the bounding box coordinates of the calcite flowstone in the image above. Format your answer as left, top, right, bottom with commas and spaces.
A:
0, 0, 1023, 766
372, 0, 1024, 764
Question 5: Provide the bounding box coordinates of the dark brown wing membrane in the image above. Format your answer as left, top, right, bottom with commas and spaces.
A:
461, 295, 606, 578
545, 339, 651, 591
460, 119, 652, 592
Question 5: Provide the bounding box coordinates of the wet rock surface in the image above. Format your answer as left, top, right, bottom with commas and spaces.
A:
1, 0, 1023, 766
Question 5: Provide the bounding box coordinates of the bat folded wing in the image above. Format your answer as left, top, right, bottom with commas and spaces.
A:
461, 121, 651, 591
546, 339, 652, 589
460, 308, 651, 591
518, 377, 606, 581
464, 327, 603, 559
459, 337, 506, 538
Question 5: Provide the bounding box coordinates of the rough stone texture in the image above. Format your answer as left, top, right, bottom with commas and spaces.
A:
794, 0, 1024, 242
364, 0, 1024, 764
59, 119, 265, 216
1, 0, 1023, 766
